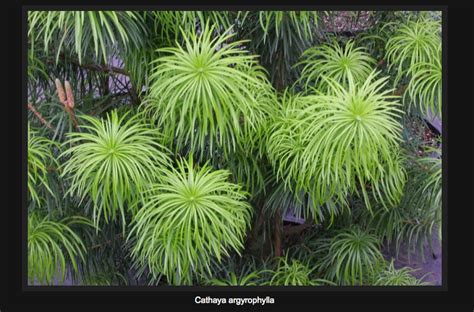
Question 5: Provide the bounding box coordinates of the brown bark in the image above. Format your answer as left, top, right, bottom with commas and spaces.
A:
394, 84, 408, 96
78, 62, 128, 76
89, 233, 123, 250
250, 207, 266, 242
27, 103, 53, 130
48, 54, 129, 76
274, 210, 282, 257
283, 219, 313, 236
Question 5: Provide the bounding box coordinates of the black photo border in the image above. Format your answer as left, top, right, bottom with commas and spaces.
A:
3, 1, 473, 311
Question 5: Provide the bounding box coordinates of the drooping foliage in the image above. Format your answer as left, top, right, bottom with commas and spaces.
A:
316, 226, 385, 285
373, 260, 431, 286
266, 255, 334, 286
28, 11, 148, 64
144, 22, 273, 161
26, 10, 442, 287
28, 123, 58, 205
236, 11, 321, 90
268, 72, 407, 213
60, 110, 171, 231
364, 145, 441, 261
127, 157, 252, 285
28, 213, 91, 284
296, 39, 376, 92
405, 45, 442, 117
385, 16, 441, 86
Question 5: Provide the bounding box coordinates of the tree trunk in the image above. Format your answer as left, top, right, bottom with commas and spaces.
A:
274, 210, 282, 257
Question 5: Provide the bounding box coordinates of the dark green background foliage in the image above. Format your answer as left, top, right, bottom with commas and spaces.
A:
27, 10, 441, 286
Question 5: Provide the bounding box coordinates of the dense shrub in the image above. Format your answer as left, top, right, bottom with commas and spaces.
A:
27, 10, 442, 286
